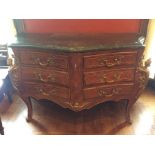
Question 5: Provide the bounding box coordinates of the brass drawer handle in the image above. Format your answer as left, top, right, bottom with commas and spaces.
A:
98, 88, 120, 97
100, 56, 124, 67
37, 73, 48, 82
38, 89, 49, 96
37, 88, 56, 96
33, 57, 55, 67
34, 72, 56, 83
100, 72, 121, 83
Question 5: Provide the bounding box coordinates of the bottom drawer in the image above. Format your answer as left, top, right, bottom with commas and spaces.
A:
84, 84, 134, 99
23, 82, 70, 99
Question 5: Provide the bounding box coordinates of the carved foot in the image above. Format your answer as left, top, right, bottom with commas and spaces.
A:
126, 118, 132, 125
26, 109, 33, 122
26, 117, 33, 122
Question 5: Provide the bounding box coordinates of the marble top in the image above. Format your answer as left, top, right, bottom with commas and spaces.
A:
8, 33, 145, 52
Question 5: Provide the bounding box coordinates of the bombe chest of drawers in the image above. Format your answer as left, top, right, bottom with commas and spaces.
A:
9, 32, 150, 124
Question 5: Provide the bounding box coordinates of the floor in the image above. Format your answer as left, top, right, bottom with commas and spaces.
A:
0, 87, 155, 135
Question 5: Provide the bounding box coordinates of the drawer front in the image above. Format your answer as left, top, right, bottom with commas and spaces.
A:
84, 51, 137, 69
84, 68, 135, 86
23, 83, 70, 99
20, 51, 68, 69
21, 67, 69, 86
84, 84, 134, 99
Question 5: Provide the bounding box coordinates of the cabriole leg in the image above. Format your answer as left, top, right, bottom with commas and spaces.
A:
22, 96, 33, 122
125, 100, 132, 125
0, 116, 4, 135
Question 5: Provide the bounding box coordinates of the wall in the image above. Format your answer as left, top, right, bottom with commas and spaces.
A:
23, 19, 142, 34
144, 19, 155, 79
0, 19, 16, 44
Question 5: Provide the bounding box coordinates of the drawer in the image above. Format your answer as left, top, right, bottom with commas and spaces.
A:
84, 51, 137, 69
23, 82, 70, 99
84, 68, 135, 86
21, 67, 69, 86
84, 84, 134, 99
20, 51, 69, 69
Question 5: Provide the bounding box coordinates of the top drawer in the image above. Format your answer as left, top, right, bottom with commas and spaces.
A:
20, 51, 69, 69
84, 51, 137, 69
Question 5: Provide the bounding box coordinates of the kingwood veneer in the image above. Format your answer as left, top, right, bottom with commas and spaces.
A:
9, 32, 150, 124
